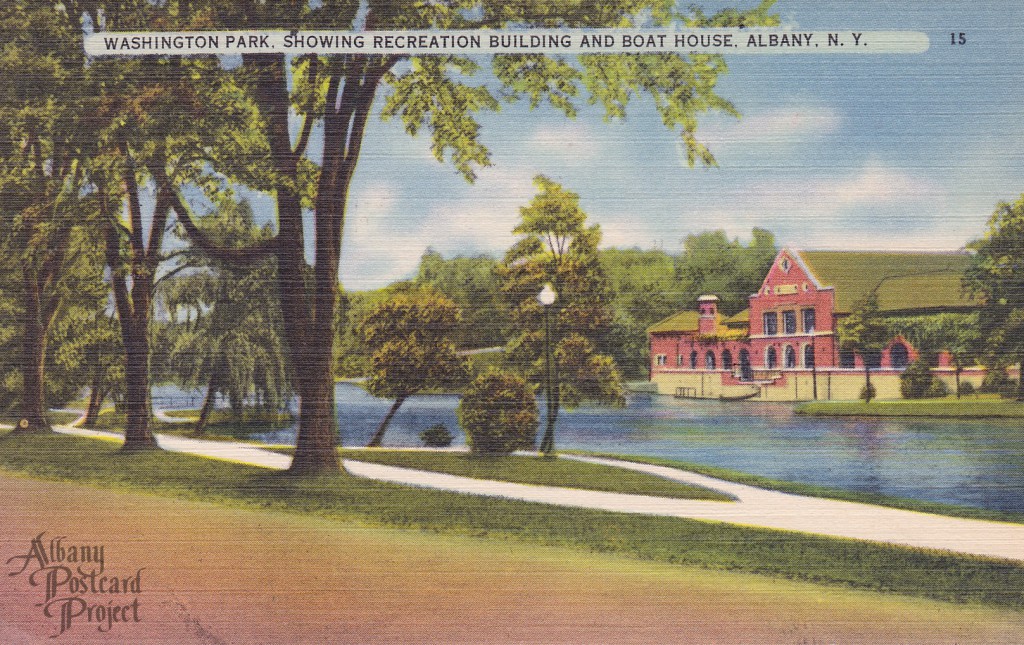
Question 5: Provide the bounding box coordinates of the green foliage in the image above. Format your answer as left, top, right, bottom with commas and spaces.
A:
957, 381, 976, 397
899, 360, 936, 399
159, 198, 290, 415
457, 371, 538, 456
859, 383, 877, 403
885, 313, 980, 368
497, 176, 624, 406
415, 249, 506, 349
965, 194, 1024, 400
360, 290, 471, 399
980, 370, 1019, 399
419, 424, 454, 448
674, 228, 778, 315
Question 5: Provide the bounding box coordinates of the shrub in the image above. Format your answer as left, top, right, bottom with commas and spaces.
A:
980, 370, 1020, 398
419, 423, 454, 448
457, 370, 538, 456
957, 381, 976, 397
927, 378, 949, 398
899, 360, 934, 399
859, 382, 876, 403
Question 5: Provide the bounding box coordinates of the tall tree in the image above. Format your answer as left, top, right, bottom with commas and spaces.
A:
0, 1, 103, 433
965, 194, 1024, 401
838, 293, 889, 403
161, 198, 290, 435
675, 228, 777, 315
112, 0, 781, 472
498, 176, 624, 455
360, 290, 470, 447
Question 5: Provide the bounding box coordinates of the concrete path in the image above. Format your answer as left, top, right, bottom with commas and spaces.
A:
48, 426, 1024, 563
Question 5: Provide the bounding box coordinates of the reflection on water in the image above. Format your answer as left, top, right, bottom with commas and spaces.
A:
152, 383, 1024, 513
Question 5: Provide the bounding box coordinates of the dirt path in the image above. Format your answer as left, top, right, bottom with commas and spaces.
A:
3, 473, 1023, 644
53, 426, 1024, 562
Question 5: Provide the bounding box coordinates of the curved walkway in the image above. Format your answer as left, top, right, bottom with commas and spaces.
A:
50, 426, 1024, 563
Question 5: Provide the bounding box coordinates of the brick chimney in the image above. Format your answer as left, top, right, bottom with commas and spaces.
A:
698, 295, 719, 335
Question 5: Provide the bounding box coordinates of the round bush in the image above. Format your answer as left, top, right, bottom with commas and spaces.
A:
859, 382, 877, 403
957, 381, 976, 397
457, 371, 538, 456
899, 360, 934, 399
927, 377, 949, 398
419, 423, 453, 448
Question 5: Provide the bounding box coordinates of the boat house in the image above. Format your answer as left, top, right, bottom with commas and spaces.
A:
648, 249, 984, 401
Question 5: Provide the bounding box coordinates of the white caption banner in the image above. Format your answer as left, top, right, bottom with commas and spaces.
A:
84, 29, 930, 57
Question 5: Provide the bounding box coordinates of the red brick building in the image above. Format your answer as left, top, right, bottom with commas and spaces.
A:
648, 249, 981, 400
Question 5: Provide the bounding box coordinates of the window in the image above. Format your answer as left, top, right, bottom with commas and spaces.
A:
803, 345, 815, 368
677, 354, 683, 367
840, 350, 856, 369
890, 343, 909, 368
766, 347, 778, 369
705, 351, 716, 370
690, 351, 698, 369
656, 355, 666, 366
864, 350, 882, 370
722, 350, 733, 371
762, 312, 778, 336
782, 310, 797, 335
784, 346, 797, 368
739, 349, 752, 381
802, 308, 816, 333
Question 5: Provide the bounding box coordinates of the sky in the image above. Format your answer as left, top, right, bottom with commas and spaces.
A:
257, 1, 1024, 290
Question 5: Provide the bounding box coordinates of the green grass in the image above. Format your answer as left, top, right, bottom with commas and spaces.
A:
1, 430, 1023, 611
1, 410, 83, 427
565, 451, 1024, 525
90, 409, 292, 440
795, 397, 1024, 419
336, 449, 733, 501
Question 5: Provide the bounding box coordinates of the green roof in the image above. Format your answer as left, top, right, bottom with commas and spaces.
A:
647, 311, 699, 334
796, 251, 981, 314
724, 309, 749, 326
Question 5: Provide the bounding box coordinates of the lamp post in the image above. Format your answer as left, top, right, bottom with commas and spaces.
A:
809, 323, 818, 400
538, 284, 558, 455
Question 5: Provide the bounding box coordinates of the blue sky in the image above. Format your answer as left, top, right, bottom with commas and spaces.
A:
285, 1, 1024, 289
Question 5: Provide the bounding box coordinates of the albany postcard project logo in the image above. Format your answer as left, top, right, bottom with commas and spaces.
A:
6, 532, 143, 638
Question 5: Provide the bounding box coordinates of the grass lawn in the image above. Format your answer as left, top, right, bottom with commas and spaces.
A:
1, 429, 1023, 611
91, 408, 293, 440
567, 451, 1024, 525
336, 449, 733, 501
795, 396, 1024, 418
1, 410, 83, 427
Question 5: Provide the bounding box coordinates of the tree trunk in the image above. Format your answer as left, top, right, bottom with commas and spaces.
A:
368, 394, 407, 447
955, 367, 962, 400
290, 365, 339, 474
15, 277, 50, 434
84, 380, 103, 428
120, 316, 157, 451
864, 363, 873, 403
193, 373, 219, 436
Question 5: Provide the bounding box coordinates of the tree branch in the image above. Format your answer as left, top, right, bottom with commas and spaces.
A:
166, 184, 277, 266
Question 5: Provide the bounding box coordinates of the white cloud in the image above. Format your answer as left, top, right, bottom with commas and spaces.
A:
699, 106, 842, 152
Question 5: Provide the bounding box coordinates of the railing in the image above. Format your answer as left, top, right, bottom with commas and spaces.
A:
674, 387, 698, 398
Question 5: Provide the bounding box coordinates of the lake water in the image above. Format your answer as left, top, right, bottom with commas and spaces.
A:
152, 383, 1024, 513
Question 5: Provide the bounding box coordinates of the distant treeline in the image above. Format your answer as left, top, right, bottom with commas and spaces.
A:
335, 228, 777, 380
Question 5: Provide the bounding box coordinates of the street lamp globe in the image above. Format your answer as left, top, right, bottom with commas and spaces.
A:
537, 284, 557, 307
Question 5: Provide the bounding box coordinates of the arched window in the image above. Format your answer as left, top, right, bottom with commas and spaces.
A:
766, 347, 778, 369
890, 343, 909, 368
722, 350, 733, 371
840, 350, 856, 369
803, 345, 815, 368
784, 346, 797, 369
705, 351, 716, 370
690, 351, 698, 369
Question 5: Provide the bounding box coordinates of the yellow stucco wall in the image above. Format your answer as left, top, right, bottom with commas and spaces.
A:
649, 369, 971, 402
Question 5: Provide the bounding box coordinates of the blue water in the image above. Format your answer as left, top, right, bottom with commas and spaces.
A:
151, 383, 1024, 514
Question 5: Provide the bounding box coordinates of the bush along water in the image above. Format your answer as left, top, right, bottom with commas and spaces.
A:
457, 370, 538, 456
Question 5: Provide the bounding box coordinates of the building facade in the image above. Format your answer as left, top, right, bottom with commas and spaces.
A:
648, 249, 984, 401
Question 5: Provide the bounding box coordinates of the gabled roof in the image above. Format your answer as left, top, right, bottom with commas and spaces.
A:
795, 250, 981, 314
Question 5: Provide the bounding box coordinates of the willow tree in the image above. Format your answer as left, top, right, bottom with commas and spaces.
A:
106, 0, 780, 472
